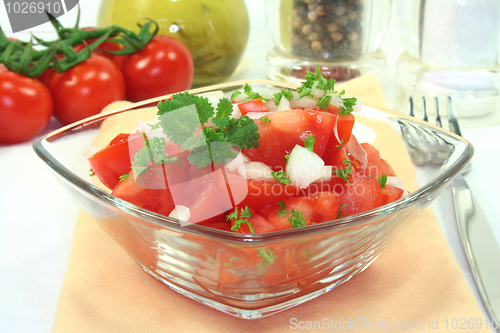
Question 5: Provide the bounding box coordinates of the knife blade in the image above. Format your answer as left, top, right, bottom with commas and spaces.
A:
452, 176, 500, 331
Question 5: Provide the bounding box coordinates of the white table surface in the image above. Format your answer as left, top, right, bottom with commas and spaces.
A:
1, 1, 499, 332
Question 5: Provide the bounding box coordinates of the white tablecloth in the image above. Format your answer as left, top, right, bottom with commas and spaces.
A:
1, 1, 499, 332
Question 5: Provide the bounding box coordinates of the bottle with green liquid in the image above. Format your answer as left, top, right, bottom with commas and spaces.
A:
97, 0, 250, 88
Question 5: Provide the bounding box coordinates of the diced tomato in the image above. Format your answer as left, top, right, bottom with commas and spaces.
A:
322, 114, 355, 165
261, 191, 341, 230
242, 109, 336, 170
229, 209, 278, 234
354, 142, 396, 179
339, 177, 383, 217
223, 172, 301, 210
237, 98, 268, 115
112, 169, 175, 216
89, 131, 145, 190
381, 184, 404, 205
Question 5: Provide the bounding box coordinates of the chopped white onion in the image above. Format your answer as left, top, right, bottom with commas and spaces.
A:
169, 205, 191, 221
246, 112, 270, 120
311, 81, 323, 99
329, 94, 342, 108
231, 103, 242, 119
238, 162, 274, 180
290, 93, 317, 109
386, 177, 409, 197
345, 134, 367, 170
286, 145, 330, 188
200, 91, 225, 111
231, 92, 248, 103
264, 99, 279, 112
351, 97, 362, 112
224, 149, 251, 171
276, 95, 291, 112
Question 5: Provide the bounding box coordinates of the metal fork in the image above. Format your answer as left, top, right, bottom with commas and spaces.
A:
406, 96, 500, 332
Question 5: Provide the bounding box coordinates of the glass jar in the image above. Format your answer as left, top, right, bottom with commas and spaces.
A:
264, 0, 391, 84
97, 0, 250, 88
393, 0, 500, 128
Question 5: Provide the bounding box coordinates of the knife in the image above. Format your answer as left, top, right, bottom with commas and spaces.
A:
452, 176, 500, 332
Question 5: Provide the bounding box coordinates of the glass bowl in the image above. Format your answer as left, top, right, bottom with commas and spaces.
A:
33, 80, 473, 319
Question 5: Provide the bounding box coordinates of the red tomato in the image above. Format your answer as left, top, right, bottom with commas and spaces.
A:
381, 184, 404, 205
115, 35, 194, 102
237, 99, 269, 115
88, 131, 145, 190
339, 177, 383, 217
112, 170, 175, 217
354, 142, 396, 179
242, 108, 336, 170
48, 54, 126, 125
0, 70, 53, 144
322, 114, 355, 165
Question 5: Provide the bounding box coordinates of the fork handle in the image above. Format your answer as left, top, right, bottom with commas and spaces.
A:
452, 176, 500, 331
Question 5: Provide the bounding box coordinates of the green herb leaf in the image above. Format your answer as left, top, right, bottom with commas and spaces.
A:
211, 97, 233, 129
288, 209, 306, 228
260, 117, 271, 123
230, 90, 242, 101
303, 133, 315, 151
377, 174, 388, 189
332, 159, 352, 182
271, 170, 290, 185
156, 91, 259, 167
131, 136, 179, 175
277, 201, 288, 218
89, 169, 95, 177
273, 89, 294, 105
337, 203, 349, 218
119, 172, 130, 181
228, 206, 255, 234
336, 139, 344, 149
257, 247, 277, 275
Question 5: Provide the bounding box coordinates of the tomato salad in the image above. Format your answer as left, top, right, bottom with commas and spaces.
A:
89, 70, 407, 234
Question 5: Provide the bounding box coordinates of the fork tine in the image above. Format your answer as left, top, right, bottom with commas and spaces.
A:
447, 96, 462, 137
422, 97, 428, 122
408, 97, 414, 117
434, 97, 442, 128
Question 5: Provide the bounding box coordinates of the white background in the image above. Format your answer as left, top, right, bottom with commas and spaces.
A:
1, 1, 499, 332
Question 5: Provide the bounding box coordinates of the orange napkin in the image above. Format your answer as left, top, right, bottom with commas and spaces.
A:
52, 75, 488, 332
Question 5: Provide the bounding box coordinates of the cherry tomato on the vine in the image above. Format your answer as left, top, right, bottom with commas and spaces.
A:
48, 54, 126, 125
0, 70, 53, 144
114, 35, 194, 102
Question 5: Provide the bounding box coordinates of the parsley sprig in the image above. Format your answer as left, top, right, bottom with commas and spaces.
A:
303, 134, 315, 151
271, 170, 290, 185
231, 83, 271, 102
273, 89, 294, 105
227, 206, 255, 233
288, 209, 306, 228
157, 91, 260, 167
130, 135, 179, 175
297, 66, 356, 114
257, 247, 277, 275
277, 201, 288, 218
332, 159, 353, 182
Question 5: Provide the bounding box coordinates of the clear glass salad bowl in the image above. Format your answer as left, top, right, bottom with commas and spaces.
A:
33, 80, 473, 319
